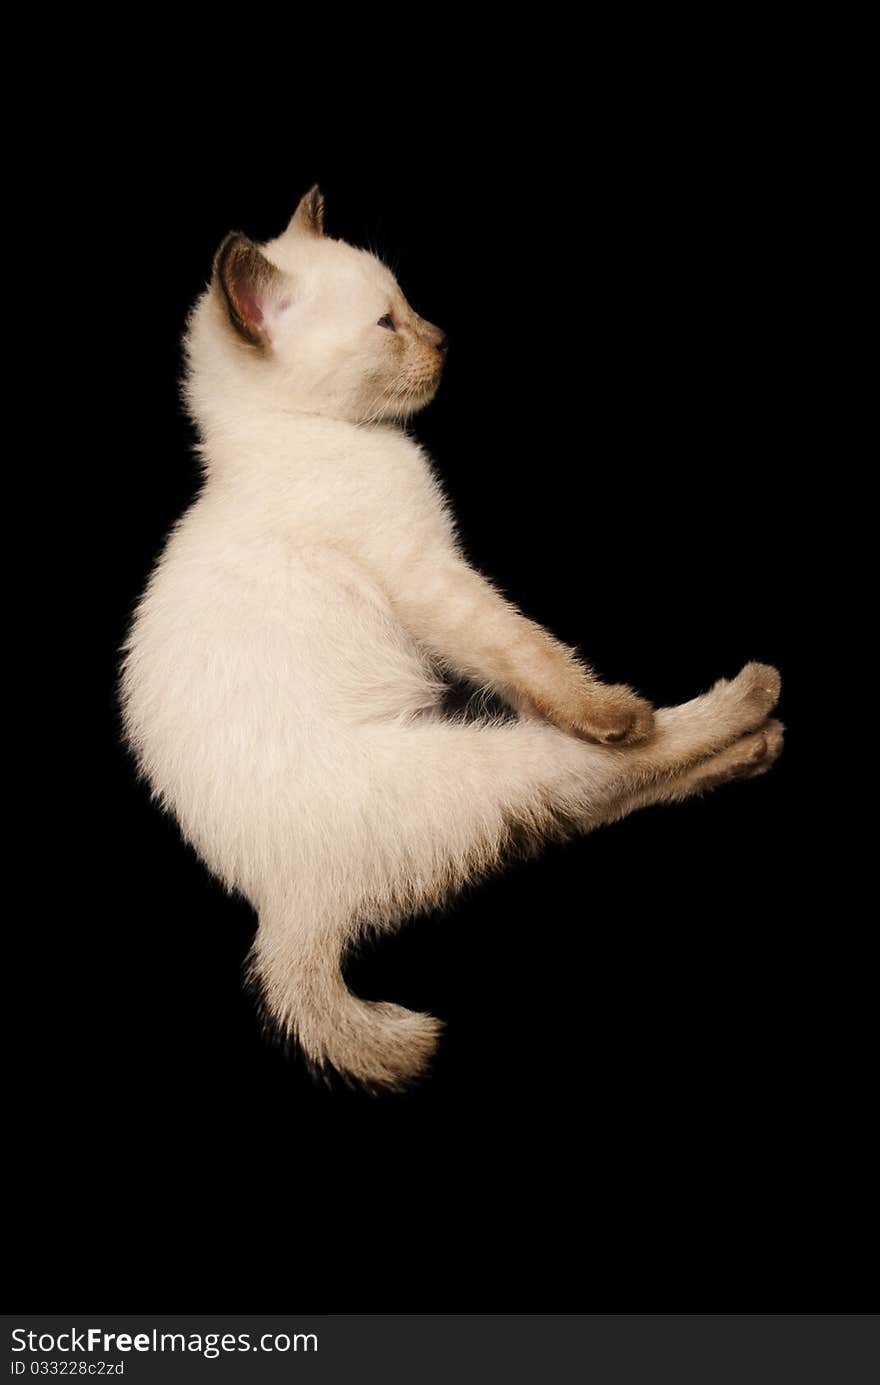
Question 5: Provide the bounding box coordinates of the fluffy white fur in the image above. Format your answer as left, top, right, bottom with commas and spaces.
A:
119, 187, 783, 1088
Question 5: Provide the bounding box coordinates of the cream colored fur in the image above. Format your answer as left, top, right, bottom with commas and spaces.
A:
119, 187, 783, 1089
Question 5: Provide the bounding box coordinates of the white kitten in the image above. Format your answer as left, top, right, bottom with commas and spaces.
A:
119, 186, 783, 1088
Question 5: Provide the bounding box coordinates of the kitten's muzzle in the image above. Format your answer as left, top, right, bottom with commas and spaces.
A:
417, 318, 447, 358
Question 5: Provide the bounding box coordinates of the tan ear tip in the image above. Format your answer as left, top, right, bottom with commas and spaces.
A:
212, 230, 248, 278
298, 185, 326, 234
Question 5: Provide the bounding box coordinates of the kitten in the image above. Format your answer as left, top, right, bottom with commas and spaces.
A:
118, 186, 783, 1089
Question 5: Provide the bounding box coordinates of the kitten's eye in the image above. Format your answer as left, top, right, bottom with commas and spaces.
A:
377, 313, 395, 330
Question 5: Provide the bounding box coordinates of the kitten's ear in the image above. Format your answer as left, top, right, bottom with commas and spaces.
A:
212, 232, 289, 350
285, 184, 326, 238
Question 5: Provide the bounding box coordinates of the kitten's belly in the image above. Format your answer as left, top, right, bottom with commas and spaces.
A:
120, 526, 440, 886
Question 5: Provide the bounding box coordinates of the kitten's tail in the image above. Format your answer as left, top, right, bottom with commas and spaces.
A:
248, 908, 442, 1090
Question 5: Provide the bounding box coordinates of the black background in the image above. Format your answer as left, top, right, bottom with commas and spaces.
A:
12, 73, 860, 1312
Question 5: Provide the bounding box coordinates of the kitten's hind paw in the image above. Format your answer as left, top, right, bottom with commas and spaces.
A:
712, 661, 782, 738
737, 661, 782, 721
729, 717, 785, 780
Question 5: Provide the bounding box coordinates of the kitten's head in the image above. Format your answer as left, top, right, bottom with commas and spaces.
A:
201, 186, 446, 424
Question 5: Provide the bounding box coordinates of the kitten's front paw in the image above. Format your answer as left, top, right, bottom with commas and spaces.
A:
568, 684, 655, 746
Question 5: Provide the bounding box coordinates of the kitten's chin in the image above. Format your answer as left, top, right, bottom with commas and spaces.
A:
392, 377, 441, 419
357, 370, 443, 424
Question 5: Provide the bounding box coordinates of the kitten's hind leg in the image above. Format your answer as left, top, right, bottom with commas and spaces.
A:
588, 660, 781, 789
246, 663, 781, 1089
637, 662, 781, 766
597, 718, 785, 826
572, 660, 782, 827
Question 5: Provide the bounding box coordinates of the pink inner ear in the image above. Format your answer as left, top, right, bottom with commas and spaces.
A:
235, 275, 265, 330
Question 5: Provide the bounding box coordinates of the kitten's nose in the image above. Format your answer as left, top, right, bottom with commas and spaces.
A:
435, 333, 448, 355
